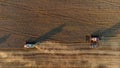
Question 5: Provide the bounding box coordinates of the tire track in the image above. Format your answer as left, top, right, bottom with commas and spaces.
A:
0, 26, 39, 37
0, 1, 32, 11
0, 1, 92, 25
0, 0, 92, 38
96, 0, 120, 8
0, 1, 103, 42
1, 0, 120, 43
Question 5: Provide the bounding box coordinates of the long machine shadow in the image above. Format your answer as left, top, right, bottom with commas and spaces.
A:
27, 24, 66, 44
0, 34, 11, 44
92, 22, 120, 40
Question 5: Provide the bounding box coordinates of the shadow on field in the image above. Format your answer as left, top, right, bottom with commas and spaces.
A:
27, 24, 66, 43
0, 34, 11, 44
92, 22, 120, 39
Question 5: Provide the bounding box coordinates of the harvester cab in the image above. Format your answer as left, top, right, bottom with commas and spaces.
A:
86, 35, 100, 42
24, 41, 36, 48
90, 35, 100, 42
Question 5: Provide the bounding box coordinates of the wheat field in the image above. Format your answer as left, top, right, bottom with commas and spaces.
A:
0, 0, 120, 68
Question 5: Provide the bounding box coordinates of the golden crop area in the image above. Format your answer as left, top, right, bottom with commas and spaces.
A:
0, 0, 120, 68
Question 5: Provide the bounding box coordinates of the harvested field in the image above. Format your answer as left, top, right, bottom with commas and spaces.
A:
0, 0, 120, 68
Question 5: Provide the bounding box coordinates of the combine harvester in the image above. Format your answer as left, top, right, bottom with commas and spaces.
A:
86, 22, 120, 48
24, 41, 36, 48
25, 22, 120, 49
24, 24, 65, 49
86, 35, 100, 48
